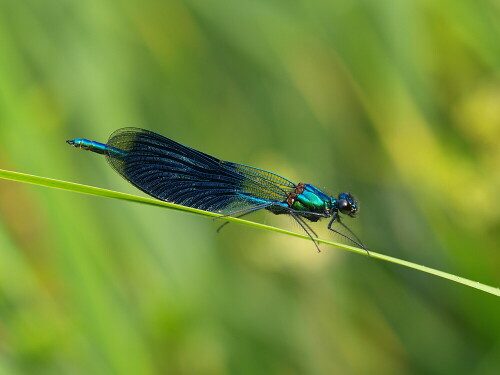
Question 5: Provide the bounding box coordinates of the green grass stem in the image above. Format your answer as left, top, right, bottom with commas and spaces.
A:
1, 168, 498, 297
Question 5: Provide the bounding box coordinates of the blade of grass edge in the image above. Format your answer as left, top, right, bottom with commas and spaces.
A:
0, 168, 498, 297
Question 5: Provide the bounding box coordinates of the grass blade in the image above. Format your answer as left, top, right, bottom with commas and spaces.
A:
1, 168, 498, 297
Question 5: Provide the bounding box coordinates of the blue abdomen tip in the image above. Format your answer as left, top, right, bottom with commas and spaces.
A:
66, 138, 126, 157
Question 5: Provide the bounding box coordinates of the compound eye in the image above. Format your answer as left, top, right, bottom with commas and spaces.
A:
338, 199, 351, 214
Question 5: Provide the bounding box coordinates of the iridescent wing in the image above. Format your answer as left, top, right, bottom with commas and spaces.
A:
105, 128, 296, 213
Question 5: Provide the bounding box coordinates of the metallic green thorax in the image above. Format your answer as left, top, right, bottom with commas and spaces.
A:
293, 188, 331, 211
267, 183, 334, 222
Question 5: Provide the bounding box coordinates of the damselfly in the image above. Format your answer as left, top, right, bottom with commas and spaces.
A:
67, 128, 366, 253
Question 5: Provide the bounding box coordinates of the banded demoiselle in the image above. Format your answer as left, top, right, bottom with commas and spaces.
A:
67, 128, 366, 252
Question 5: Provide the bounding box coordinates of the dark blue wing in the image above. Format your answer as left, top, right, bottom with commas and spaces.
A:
105, 128, 296, 212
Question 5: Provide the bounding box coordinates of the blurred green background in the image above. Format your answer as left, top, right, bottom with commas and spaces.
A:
0, 0, 499, 374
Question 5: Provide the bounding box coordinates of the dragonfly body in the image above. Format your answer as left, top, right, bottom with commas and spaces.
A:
67, 128, 364, 251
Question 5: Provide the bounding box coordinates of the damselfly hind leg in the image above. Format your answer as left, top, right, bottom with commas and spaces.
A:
216, 211, 254, 233
290, 212, 321, 252
214, 204, 322, 252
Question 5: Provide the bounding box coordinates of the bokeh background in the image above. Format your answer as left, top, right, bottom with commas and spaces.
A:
0, 0, 499, 374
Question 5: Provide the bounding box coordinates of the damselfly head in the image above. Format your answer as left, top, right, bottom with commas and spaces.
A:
337, 192, 358, 217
